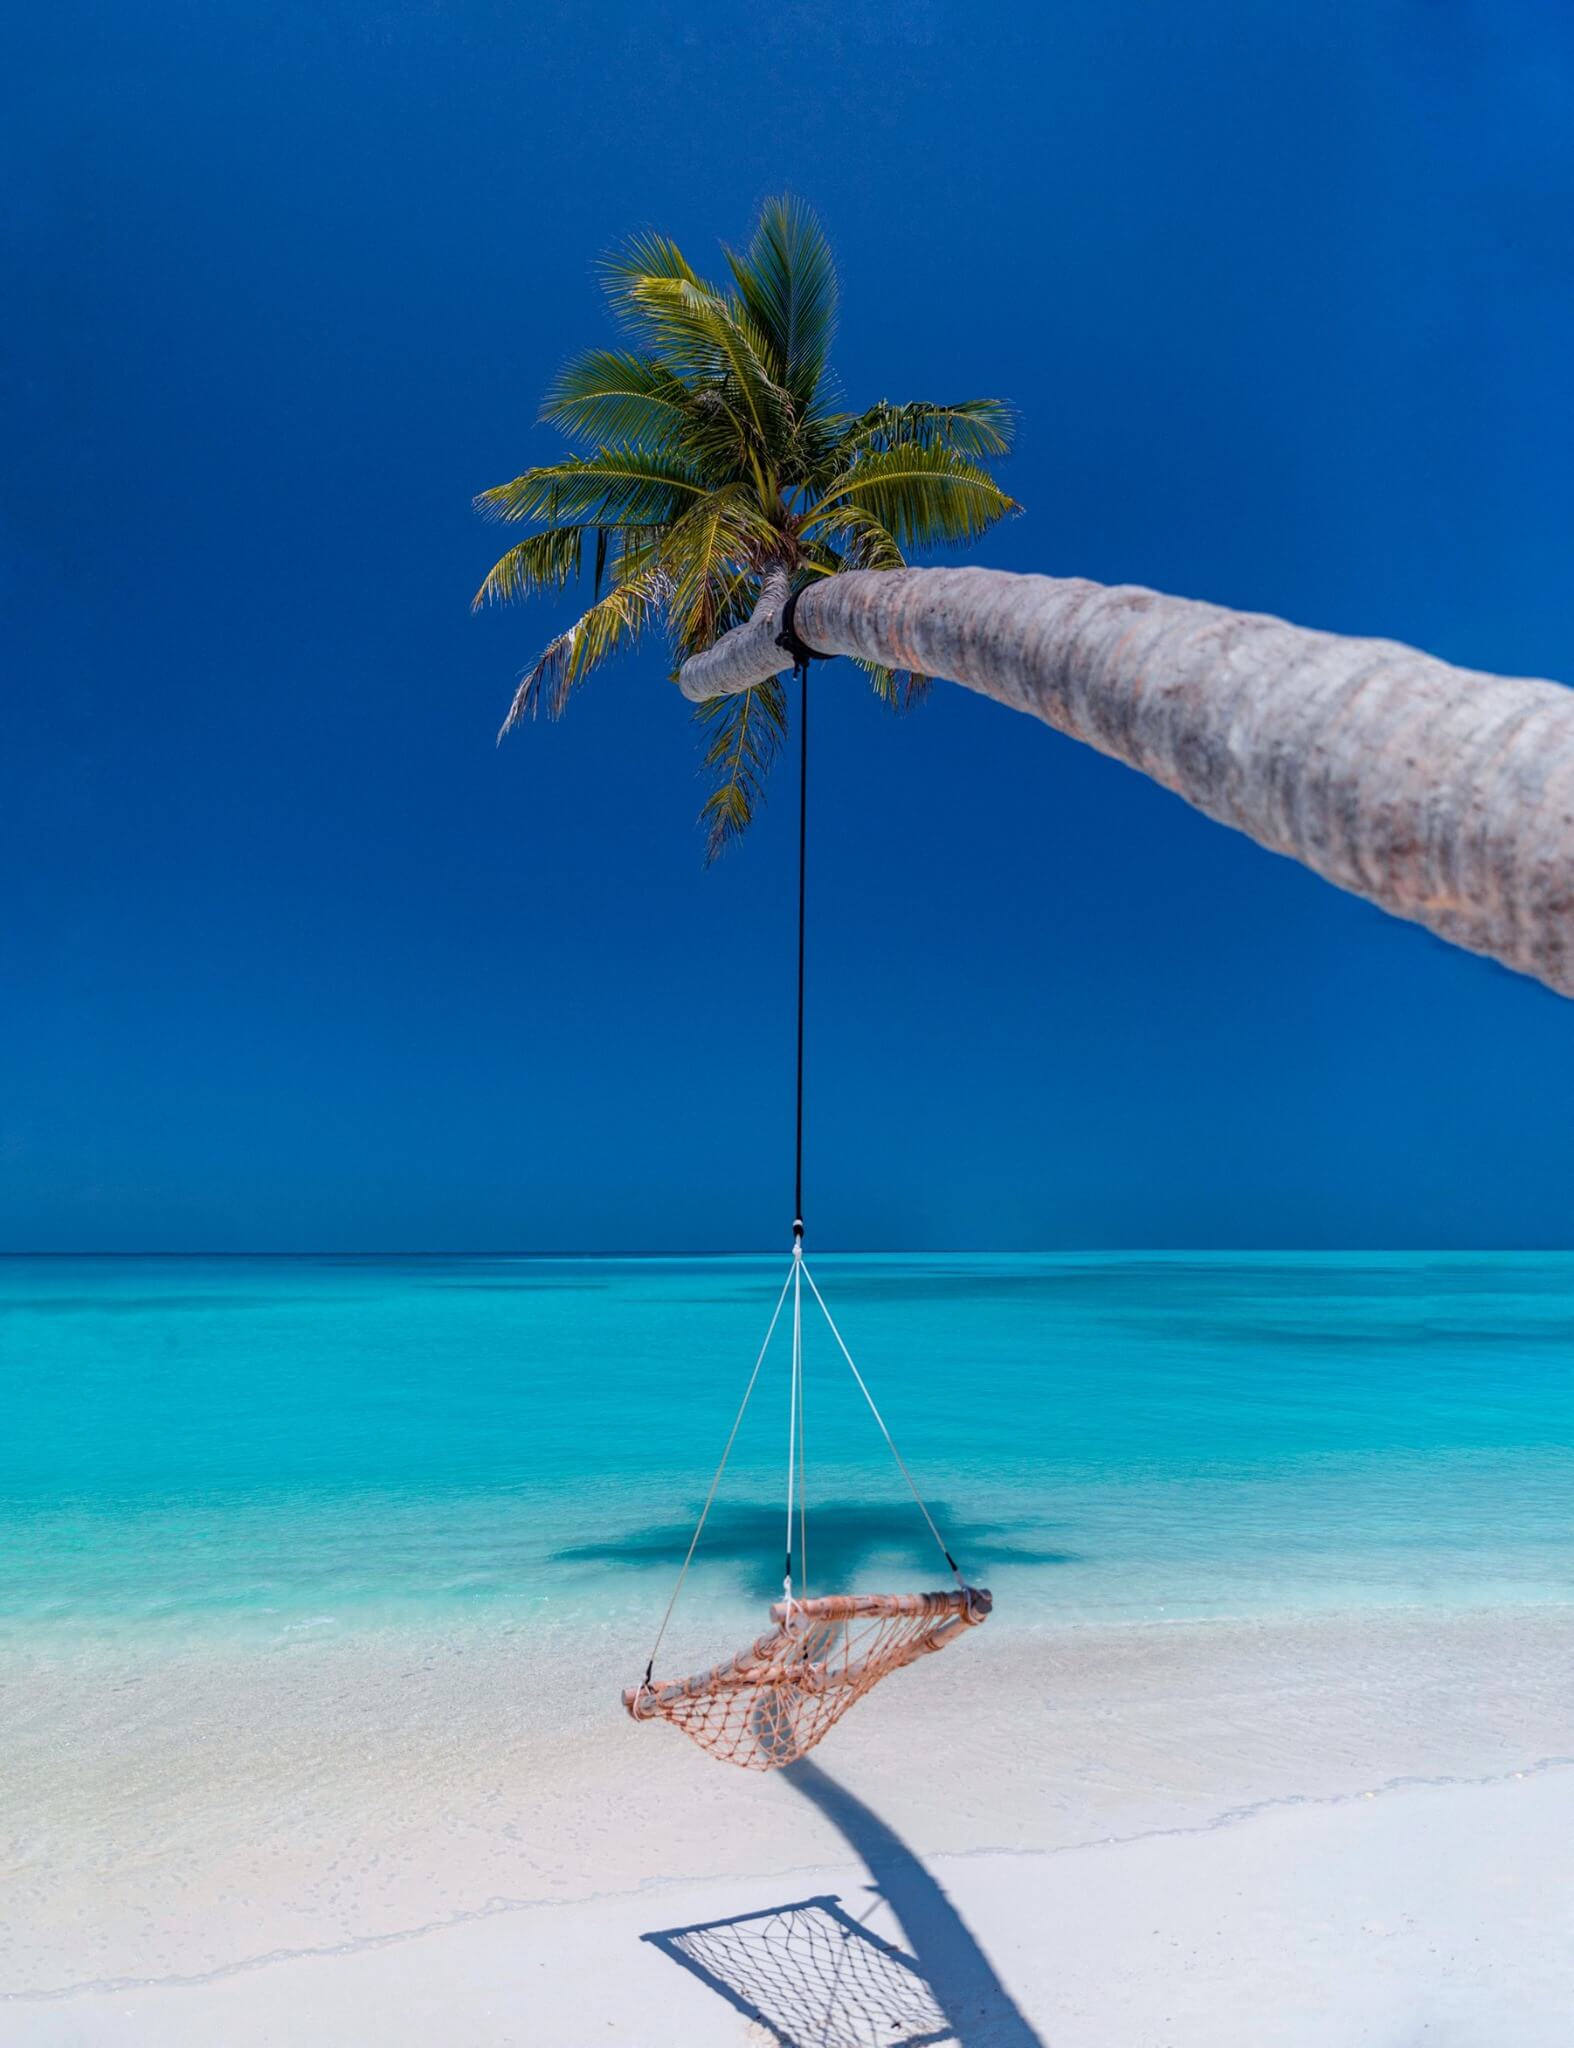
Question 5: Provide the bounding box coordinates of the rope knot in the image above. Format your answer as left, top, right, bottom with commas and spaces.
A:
774, 585, 823, 672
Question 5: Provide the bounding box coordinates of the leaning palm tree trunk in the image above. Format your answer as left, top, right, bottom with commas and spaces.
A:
678, 568, 1574, 1000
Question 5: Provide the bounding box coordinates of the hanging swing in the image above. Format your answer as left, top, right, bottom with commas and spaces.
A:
624, 615, 992, 1772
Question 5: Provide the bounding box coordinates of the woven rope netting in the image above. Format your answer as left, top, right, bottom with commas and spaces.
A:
626, 1586, 991, 1770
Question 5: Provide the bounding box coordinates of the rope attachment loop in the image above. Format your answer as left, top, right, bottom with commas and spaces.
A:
774, 584, 825, 672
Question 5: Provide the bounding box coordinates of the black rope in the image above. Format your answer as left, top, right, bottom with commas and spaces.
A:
793, 659, 807, 1240
775, 585, 822, 1244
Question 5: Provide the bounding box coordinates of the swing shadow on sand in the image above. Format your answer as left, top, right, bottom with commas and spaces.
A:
642, 1759, 1044, 2047
554, 1498, 1078, 1599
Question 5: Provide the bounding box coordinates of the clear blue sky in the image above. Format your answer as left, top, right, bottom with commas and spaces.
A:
6, 1, 1572, 1252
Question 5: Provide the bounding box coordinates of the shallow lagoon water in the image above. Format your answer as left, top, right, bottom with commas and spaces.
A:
4, 1252, 1572, 1653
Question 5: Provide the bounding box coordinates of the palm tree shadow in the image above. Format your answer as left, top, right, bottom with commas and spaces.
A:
786, 1759, 1045, 2047
557, 1497, 1079, 1601
640, 1759, 1044, 2046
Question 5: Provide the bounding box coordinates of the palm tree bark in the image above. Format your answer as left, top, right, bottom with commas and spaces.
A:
677, 568, 1574, 999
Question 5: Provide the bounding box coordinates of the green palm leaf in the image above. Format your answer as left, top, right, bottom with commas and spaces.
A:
475, 450, 705, 529
659, 490, 780, 655
498, 563, 667, 732
541, 350, 690, 451
725, 195, 838, 412
695, 677, 788, 862
472, 525, 588, 609
621, 276, 790, 452
857, 661, 932, 711
803, 504, 907, 571
812, 445, 1019, 551
840, 398, 1015, 459
598, 232, 714, 330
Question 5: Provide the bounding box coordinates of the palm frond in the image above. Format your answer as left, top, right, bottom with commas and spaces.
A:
811, 445, 1019, 551
498, 563, 668, 733
695, 676, 788, 861
725, 195, 838, 412
472, 525, 589, 609
475, 450, 705, 529
541, 350, 690, 450
658, 489, 781, 655
802, 503, 906, 570
837, 398, 1016, 459
598, 232, 713, 328
781, 412, 855, 493
857, 660, 932, 711
611, 523, 667, 580
622, 276, 791, 452
670, 385, 759, 478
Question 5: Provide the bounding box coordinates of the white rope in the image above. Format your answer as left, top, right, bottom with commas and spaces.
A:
783, 1243, 803, 1602
800, 1258, 962, 1586
643, 1258, 796, 1684
796, 1277, 808, 1597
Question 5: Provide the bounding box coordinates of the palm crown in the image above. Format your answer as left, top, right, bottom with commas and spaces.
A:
475, 197, 1019, 856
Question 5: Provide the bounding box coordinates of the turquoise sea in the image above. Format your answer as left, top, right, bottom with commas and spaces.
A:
4, 1252, 1572, 1661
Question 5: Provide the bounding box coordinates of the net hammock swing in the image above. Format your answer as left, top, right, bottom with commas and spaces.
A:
624, 613, 991, 1772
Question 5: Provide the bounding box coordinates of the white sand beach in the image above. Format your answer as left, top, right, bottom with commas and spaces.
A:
7, 1602, 1572, 2043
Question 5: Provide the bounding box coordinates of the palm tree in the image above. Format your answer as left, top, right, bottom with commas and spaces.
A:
475, 197, 1018, 858
480, 201, 1574, 1001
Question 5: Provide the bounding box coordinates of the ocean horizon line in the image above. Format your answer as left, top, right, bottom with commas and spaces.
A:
5, 1245, 1574, 1261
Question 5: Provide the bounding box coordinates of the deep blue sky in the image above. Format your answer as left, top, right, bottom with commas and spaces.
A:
5, 1, 1573, 1251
